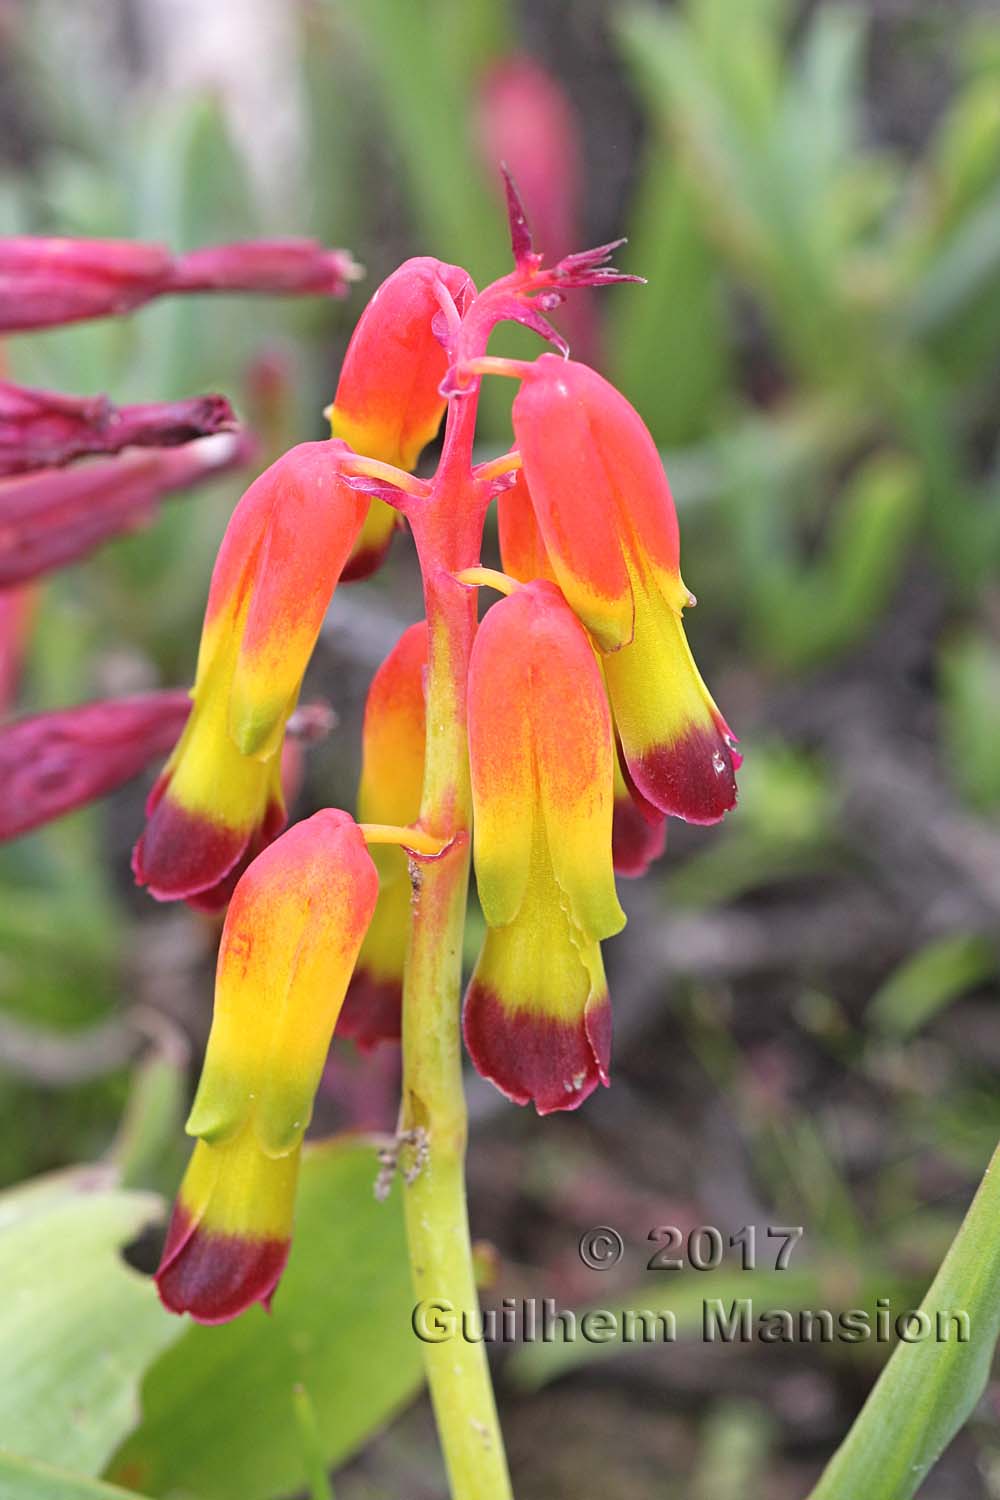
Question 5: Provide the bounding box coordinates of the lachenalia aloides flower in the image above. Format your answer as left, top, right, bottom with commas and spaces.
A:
0, 184, 739, 1500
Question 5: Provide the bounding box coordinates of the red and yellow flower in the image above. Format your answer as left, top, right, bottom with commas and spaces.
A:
463, 580, 625, 1114
497, 469, 668, 877
328, 257, 474, 579
338, 620, 428, 1049
156, 809, 378, 1322
511, 354, 738, 825
132, 440, 366, 909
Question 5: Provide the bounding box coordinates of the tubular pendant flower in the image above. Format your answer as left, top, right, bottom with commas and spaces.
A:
497, 468, 668, 877
463, 580, 626, 1114
510, 353, 739, 824
156, 809, 378, 1322
132, 440, 366, 909
328, 257, 474, 579
338, 620, 428, 1049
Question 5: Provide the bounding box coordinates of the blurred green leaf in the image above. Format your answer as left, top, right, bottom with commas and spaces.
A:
867, 935, 997, 1039
113, 1036, 190, 1195
747, 453, 920, 669
808, 1138, 1000, 1500
940, 633, 1000, 812
507, 1261, 893, 1390
336, 0, 506, 281
610, 162, 729, 445
0, 1453, 149, 1500
0, 1168, 179, 1476
292, 1384, 336, 1500
692, 1400, 775, 1500
110, 1137, 424, 1500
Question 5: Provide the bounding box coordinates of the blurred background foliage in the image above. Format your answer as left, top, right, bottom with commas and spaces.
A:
1, 0, 999, 1496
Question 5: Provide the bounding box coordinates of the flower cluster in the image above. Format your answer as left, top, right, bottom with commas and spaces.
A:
0, 194, 737, 1324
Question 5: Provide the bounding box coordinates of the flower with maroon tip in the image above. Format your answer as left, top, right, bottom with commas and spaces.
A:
510, 354, 739, 824
338, 621, 428, 1050
0, 431, 252, 589
0, 378, 237, 477
0, 237, 360, 333
0, 690, 191, 842
132, 441, 367, 909
611, 758, 667, 877
497, 469, 668, 876
156, 810, 378, 1322
328, 257, 475, 579
463, 580, 625, 1114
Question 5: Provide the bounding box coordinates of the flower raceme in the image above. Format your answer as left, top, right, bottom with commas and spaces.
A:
0, 378, 237, 478
0, 694, 332, 846
338, 621, 428, 1049
463, 580, 626, 1114
328, 257, 475, 579
0, 236, 360, 333
0, 691, 191, 841
509, 353, 739, 825
156, 810, 378, 1322
132, 440, 367, 910
0, 432, 252, 589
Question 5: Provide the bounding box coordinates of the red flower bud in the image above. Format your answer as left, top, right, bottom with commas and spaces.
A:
0, 378, 237, 477
0, 237, 359, 333
0, 432, 251, 588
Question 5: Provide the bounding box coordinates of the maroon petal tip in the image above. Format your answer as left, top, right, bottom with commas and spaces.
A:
629, 721, 739, 826
463, 982, 611, 1116
337, 970, 403, 1051
155, 1203, 289, 1325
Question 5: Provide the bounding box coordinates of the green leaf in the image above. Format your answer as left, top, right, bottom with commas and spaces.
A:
691, 1400, 775, 1500
0, 1453, 149, 1500
867, 934, 997, 1038
609, 162, 729, 445
939, 633, 1000, 812
808, 1138, 1000, 1500
753, 453, 920, 670
110, 1138, 424, 1500
336, 0, 506, 281
0, 1168, 179, 1476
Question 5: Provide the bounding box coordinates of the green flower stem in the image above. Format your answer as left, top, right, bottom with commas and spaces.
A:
400, 388, 513, 1500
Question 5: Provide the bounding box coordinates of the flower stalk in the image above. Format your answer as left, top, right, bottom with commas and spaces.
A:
399, 388, 513, 1499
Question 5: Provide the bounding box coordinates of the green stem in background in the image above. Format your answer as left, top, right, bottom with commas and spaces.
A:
807, 1137, 1000, 1500
400, 389, 513, 1500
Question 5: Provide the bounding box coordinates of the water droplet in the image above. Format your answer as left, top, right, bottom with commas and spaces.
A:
712, 750, 726, 775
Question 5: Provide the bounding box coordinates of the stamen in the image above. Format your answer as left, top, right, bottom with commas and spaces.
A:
358, 822, 450, 858
454, 567, 519, 597
333, 451, 431, 499
461, 356, 536, 383
474, 450, 523, 483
